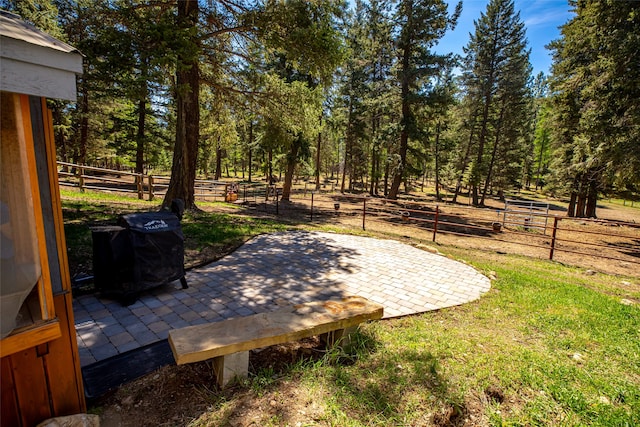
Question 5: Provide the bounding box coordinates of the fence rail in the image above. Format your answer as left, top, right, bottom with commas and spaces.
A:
311, 194, 639, 276
57, 161, 272, 203
503, 199, 550, 233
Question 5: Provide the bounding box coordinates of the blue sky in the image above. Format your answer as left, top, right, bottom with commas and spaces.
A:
435, 0, 576, 76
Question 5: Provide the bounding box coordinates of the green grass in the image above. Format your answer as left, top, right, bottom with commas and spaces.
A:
275, 251, 639, 427
602, 198, 640, 210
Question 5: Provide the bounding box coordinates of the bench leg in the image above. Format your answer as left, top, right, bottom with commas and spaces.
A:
321, 326, 358, 351
212, 351, 249, 388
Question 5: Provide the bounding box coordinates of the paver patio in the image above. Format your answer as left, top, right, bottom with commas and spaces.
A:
74, 231, 491, 367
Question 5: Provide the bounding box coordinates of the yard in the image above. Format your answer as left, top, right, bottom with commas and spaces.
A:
61, 189, 639, 426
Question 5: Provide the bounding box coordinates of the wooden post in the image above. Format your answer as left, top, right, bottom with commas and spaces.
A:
432, 205, 439, 242
136, 174, 143, 199
310, 191, 314, 222
148, 175, 154, 201
549, 216, 559, 260
212, 351, 249, 388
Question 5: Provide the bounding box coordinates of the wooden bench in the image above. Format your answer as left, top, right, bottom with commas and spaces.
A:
168, 296, 383, 387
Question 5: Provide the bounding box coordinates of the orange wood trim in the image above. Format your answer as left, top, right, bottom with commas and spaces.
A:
42, 99, 73, 294
0, 321, 61, 359
41, 100, 86, 412
19, 94, 56, 320
47, 294, 86, 414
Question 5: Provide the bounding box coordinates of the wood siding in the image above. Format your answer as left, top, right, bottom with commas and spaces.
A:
1, 96, 85, 426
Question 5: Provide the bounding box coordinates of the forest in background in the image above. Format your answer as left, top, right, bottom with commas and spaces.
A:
2, 0, 639, 217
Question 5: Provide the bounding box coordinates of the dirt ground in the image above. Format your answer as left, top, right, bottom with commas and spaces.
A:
87, 189, 639, 426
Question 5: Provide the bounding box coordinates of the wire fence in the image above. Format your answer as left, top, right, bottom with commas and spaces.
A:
305, 194, 640, 276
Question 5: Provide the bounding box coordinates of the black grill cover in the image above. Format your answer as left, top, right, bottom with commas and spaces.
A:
91, 226, 133, 291
119, 211, 185, 289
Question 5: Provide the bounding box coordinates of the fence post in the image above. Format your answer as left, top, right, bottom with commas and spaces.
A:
549, 217, 559, 260
362, 197, 367, 230
136, 174, 144, 200
77, 166, 84, 192
148, 175, 154, 201
432, 204, 439, 242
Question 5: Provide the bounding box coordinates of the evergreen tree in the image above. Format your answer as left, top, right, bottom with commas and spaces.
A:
387, 0, 461, 199
163, 0, 345, 208
460, 0, 532, 206
1, 0, 63, 38
364, 0, 396, 196
337, 0, 370, 193
549, 0, 640, 217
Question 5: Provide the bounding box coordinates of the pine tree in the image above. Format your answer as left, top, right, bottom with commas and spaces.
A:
387, 0, 461, 200
364, 0, 395, 196
549, 0, 640, 217
162, 0, 345, 208
460, 0, 532, 206
336, 0, 370, 193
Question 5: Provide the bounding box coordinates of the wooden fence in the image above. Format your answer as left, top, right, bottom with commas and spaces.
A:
57, 161, 266, 203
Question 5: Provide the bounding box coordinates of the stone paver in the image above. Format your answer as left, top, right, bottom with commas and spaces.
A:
75, 231, 491, 367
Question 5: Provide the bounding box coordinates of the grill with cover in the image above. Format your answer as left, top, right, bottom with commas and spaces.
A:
92, 206, 187, 305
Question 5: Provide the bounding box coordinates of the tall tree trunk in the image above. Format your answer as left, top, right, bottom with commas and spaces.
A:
214, 136, 222, 180
576, 194, 587, 218
535, 133, 546, 190
434, 120, 442, 201
248, 121, 253, 183
567, 175, 581, 217
388, 1, 415, 200
585, 175, 598, 218
575, 174, 588, 218
388, 75, 411, 199
480, 106, 505, 205
340, 146, 347, 193
567, 192, 577, 217
164, 0, 199, 209
315, 116, 322, 190
369, 114, 379, 196
281, 137, 302, 201
135, 56, 149, 174
452, 125, 474, 203
135, 96, 146, 174
268, 148, 273, 184
383, 147, 390, 197
374, 154, 380, 195
341, 99, 354, 193
78, 82, 89, 165
472, 95, 492, 206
